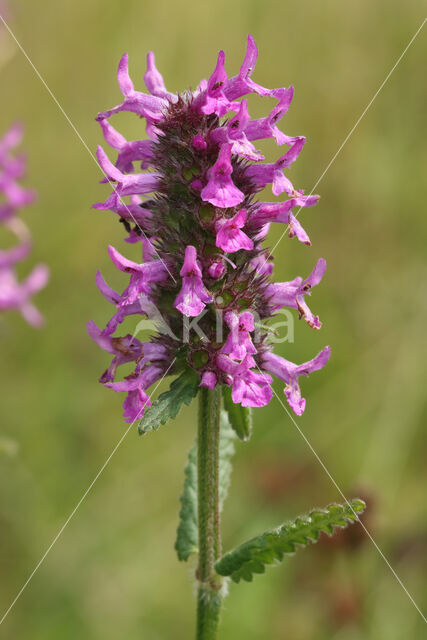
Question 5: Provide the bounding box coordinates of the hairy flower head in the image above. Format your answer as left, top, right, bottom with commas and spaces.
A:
89, 36, 330, 422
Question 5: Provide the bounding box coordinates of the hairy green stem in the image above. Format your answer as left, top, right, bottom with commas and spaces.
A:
196, 387, 224, 639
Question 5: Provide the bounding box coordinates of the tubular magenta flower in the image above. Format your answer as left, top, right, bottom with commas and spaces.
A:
0, 124, 48, 326
89, 36, 330, 422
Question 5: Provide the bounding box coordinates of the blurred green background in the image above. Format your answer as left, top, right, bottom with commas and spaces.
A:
0, 1, 426, 638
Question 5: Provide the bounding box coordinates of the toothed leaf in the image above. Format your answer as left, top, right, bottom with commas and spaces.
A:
175, 445, 198, 561
175, 411, 236, 561
218, 410, 236, 507
222, 385, 252, 441
215, 499, 366, 583
138, 369, 200, 435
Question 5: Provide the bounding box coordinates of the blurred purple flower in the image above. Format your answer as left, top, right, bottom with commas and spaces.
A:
0, 124, 48, 327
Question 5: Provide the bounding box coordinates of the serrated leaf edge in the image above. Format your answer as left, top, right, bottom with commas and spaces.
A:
138, 369, 200, 435
215, 499, 366, 583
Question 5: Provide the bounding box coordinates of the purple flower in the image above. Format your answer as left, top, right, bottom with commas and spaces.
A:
174, 245, 213, 317
262, 347, 331, 415
94, 269, 159, 336
221, 311, 257, 361
224, 35, 275, 100
0, 264, 48, 327
249, 196, 319, 245
208, 261, 226, 279
192, 135, 207, 151
249, 254, 273, 276
245, 89, 296, 145
96, 145, 160, 197
200, 371, 217, 390
121, 389, 152, 422
217, 354, 273, 408
210, 100, 263, 161
97, 53, 167, 127
87, 319, 168, 386
267, 258, 326, 329
144, 52, 176, 101
201, 144, 244, 208
93, 191, 152, 227
99, 118, 154, 173
107, 245, 168, 305
197, 51, 239, 117
88, 311, 168, 422
87, 320, 144, 383
246, 138, 306, 196
215, 209, 254, 253
0, 127, 36, 209
0, 218, 31, 268
90, 36, 328, 421
106, 364, 165, 422
0, 124, 48, 326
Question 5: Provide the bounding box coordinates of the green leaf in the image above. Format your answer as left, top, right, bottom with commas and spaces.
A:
218, 411, 236, 508
222, 385, 252, 441
175, 445, 198, 561
138, 369, 200, 435
175, 411, 236, 562
215, 499, 366, 583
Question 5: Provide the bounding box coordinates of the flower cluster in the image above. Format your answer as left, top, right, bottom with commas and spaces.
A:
89, 36, 330, 422
0, 124, 48, 326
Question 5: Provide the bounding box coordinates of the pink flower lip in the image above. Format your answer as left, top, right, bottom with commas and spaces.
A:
201, 144, 244, 209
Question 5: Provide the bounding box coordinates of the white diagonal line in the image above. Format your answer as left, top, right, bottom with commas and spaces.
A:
257, 22, 427, 619
2, 6, 426, 625
257, 22, 427, 617
255, 28, 427, 617
0, 358, 176, 626
0, 14, 176, 283
254, 363, 427, 624
265, 17, 426, 263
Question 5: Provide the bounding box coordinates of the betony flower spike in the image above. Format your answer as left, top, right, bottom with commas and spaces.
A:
89, 36, 329, 422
